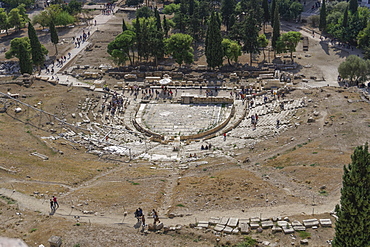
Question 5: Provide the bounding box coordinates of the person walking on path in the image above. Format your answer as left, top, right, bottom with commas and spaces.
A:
152, 209, 160, 225
52, 196, 59, 209
141, 214, 146, 227
50, 199, 54, 211
134, 208, 143, 222
223, 132, 227, 141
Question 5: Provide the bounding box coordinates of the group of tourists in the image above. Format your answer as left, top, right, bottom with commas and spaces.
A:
200, 143, 212, 150
101, 91, 125, 118
123, 85, 177, 101
49, 196, 59, 213
134, 208, 160, 228
73, 30, 90, 48
101, 3, 115, 15
311, 0, 321, 11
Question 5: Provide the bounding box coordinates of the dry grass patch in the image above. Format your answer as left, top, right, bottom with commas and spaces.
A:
0, 181, 70, 197
264, 140, 351, 169
171, 168, 300, 213
64, 177, 166, 213
281, 166, 342, 194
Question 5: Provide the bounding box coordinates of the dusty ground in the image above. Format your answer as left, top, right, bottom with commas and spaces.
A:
1, 4, 370, 247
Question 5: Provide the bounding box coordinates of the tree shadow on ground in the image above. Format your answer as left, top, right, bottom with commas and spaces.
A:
333, 47, 349, 58
0, 30, 26, 46
320, 41, 330, 55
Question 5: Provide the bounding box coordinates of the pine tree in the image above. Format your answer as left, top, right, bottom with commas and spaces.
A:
349, 0, 358, 14
27, 22, 44, 70
49, 21, 59, 55
205, 12, 223, 69
332, 143, 370, 247
122, 18, 127, 32
319, 0, 326, 32
262, 0, 270, 31
272, 4, 280, 50
18, 41, 33, 74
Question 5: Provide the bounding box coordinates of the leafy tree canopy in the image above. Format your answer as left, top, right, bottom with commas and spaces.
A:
358, 21, 370, 49
8, 8, 26, 30
125, 0, 143, 6
164, 33, 194, 65
163, 3, 180, 15
5, 37, 30, 60
338, 55, 370, 82
107, 30, 136, 65
222, 38, 241, 65
281, 31, 301, 52
63, 0, 82, 15
0, 8, 11, 34
2, 0, 34, 9
136, 6, 153, 18
54, 11, 74, 26
32, 5, 74, 27
279, 0, 303, 21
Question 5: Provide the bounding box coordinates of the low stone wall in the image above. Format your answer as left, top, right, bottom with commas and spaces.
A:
132, 118, 164, 140
181, 95, 234, 104
132, 104, 164, 141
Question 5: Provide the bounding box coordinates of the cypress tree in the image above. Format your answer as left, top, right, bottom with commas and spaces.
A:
341, 6, 349, 41
319, 0, 326, 32
188, 0, 195, 15
239, 0, 248, 11
262, 0, 270, 30
154, 7, 161, 31
188, 7, 201, 40
332, 143, 370, 247
271, 0, 276, 28
243, 14, 261, 65
49, 21, 59, 55
152, 8, 164, 65
349, 0, 358, 14
178, 0, 187, 33
248, 0, 263, 26
343, 6, 349, 28
272, 4, 280, 50
122, 18, 127, 32
18, 42, 33, 74
28, 22, 45, 70
140, 19, 151, 61
205, 12, 223, 69
163, 16, 169, 38
221, 0, 236, 31
134, 16, 142, 60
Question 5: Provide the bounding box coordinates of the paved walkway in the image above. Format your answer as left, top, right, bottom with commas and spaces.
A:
37, 8, 118, 85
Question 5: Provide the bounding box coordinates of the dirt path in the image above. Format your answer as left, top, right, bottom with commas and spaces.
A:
0, 179, 336, 229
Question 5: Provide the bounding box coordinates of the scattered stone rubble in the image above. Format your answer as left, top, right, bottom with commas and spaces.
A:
193, 216, 332, 245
